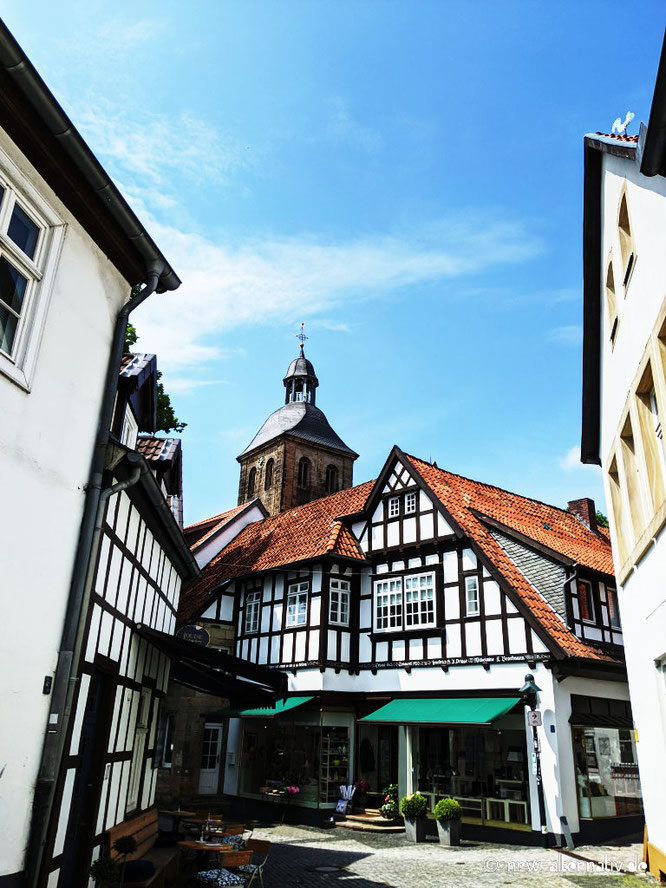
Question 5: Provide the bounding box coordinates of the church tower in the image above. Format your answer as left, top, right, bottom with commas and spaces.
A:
237, 331, 358, 515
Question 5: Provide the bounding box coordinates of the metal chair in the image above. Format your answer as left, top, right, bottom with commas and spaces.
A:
196, 851, 253, 886
234, 839, 270, 888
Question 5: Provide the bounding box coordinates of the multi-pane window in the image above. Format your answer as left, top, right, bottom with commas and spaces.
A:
0, 182, 44, 359
578, 580, 595, 623
465, 576, 480, 616
388, 496, 400, 518
405, 573, 435, 626
244, 589, 261, 633
329, 578, 350, 626
286, 581, 309, 627
375, 578, 403, 630
606, 587, 621, 630
405, 491, 417, 514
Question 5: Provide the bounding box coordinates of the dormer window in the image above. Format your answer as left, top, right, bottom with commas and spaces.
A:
607, 587, 621, 630
577, 579, 595, 623
388, 496, 400, 518
120, 405, 138, 449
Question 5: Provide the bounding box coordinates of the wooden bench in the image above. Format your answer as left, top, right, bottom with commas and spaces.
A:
106, 808, 179, 888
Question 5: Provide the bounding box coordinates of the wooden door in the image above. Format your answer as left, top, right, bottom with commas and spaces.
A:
198, 723, 223, 795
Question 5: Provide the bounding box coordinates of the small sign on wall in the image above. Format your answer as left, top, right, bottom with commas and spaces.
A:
176, 625, 210, 646
526, 710, 542, 727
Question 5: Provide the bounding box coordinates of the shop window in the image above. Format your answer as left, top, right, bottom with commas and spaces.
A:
244, 589, 261, 634
577, 579, 596, 623
388, 496, 400, 518
405, 491, 417, 514
618, 192, 636, 289
619, 414, 646, 540
264, 458, 274, 490
606, 587, 621, 630
286, 581, 308, 627
247, 467, 256, 498
329, 578, 350, 626
297, 457, 310, 488
325, 464, 339, 493
605, 260, 618, 345
404, 573, 435, 626
465, 576, 480, 616
374, 578, 403, 631
572, 725, 642, 819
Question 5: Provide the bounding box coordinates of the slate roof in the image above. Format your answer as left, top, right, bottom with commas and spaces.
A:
119, 352, 156, 383
403, 454, 620, 663
284, 351, 317, 381
179, 481, 373, 621
238, 402, 358, 459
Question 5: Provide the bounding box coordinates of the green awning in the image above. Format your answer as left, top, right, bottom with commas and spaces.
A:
209, 695, 314, 719
360, 697, 521, 725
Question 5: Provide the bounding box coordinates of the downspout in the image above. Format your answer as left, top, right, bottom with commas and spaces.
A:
25, 265, 163, 888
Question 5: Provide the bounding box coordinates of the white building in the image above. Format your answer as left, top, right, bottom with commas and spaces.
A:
178, 445, 640, 845
0, 21, 182, 888
581, 31, 666, 881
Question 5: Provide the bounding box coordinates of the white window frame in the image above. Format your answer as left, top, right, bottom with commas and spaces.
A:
388, 496, 400, 519
0, 145, 65, 391
465, 576, 480, 616
577, 579, 596, 624
127, 688, 151, 811
120, 404, 139, 449
374, 577, 403, 631
286, 581, 309, 627
404, 572, 435, 627
404, 491, 417, 514
606, 586, 621, 630
329, 578, 350, 626
244, 589, 261, 634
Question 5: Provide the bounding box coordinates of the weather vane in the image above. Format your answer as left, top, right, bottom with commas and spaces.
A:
297, 322, 308, 349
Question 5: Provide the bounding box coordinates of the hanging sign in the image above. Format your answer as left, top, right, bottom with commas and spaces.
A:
527, 710, 542, 727
176, 625, 210, 646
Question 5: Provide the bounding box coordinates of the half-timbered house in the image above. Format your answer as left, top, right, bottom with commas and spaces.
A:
178, 445, 642, 845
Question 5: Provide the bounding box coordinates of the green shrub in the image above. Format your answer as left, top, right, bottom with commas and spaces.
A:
380, 783, 399, 820
399, 792, 428, 819
433, 798, 462, 821
89, 856, 120, 886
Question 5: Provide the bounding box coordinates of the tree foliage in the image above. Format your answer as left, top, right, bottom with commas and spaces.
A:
595, 510, 609, 528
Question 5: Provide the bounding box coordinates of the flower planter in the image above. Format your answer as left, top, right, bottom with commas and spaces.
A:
436, 818, 461, 846
403, 816, 427, 843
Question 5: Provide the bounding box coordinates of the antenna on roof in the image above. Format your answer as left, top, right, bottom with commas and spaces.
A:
611, 111, 635, 135
297, 322, 308, 350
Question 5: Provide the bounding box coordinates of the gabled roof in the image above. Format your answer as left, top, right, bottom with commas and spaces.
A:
118, 353, 157, 433
402, 452, 619, 663
179, 481, 373, 621
185, 500, 268, 552
136, 434, 181, 465
238, 401, 358, 459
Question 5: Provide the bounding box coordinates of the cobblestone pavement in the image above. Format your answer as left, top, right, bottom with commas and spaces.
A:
237, 825, 654, 888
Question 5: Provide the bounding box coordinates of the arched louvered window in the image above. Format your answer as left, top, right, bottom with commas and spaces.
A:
265, 458, 274, 490
247, 466, 256, 497
297, 457, 310, 488
325, 464, 339, 493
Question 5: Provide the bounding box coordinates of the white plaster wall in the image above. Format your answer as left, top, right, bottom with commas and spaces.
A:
598, 153, 666, 857
0, 132, 130, 879
193, 503, 266, 568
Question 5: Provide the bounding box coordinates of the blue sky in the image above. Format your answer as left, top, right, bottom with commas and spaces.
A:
5, 2, 664, 522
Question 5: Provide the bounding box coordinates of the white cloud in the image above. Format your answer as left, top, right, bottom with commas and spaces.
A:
548, 325, 582, 346
131, 211, 542, 370
559, 445, 601, 474
164, 378, 230, 396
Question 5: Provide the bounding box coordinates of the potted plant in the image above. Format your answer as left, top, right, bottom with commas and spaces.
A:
399, 792, 428, 842
354, 779, 371, 810
112, 835, 138, 886
433, 798, 462, 846
89, 856, 120, 888
379, 783, 399, 821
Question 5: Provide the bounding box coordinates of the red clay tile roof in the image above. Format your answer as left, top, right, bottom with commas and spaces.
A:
136, 435, 180, 463
594, 132, 639, 143
404, 454, 620, 663
186, 502, 260, 550
179, 481, 374, 621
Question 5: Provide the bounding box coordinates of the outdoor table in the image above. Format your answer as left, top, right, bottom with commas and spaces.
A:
177, 840, 233, 870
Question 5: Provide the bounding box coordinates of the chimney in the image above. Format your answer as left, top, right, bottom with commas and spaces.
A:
568, 498, 597, 533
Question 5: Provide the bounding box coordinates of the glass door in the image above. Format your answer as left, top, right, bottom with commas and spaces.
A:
198, 722, 224, 795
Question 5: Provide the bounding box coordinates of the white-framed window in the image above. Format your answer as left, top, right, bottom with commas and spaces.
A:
329, 578, 350, 626
388, 496, 400, 518
127, 688, 151, 811
244, 589, 261, 634
465, 576, 480, 616
405, 491, 417, 514
375, 577, 403, 630
606, 587, 621, 630
286, 581, 309, 627
405, 573, 435, 626
120, 405, 139, 449
0, 148, 65, 391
